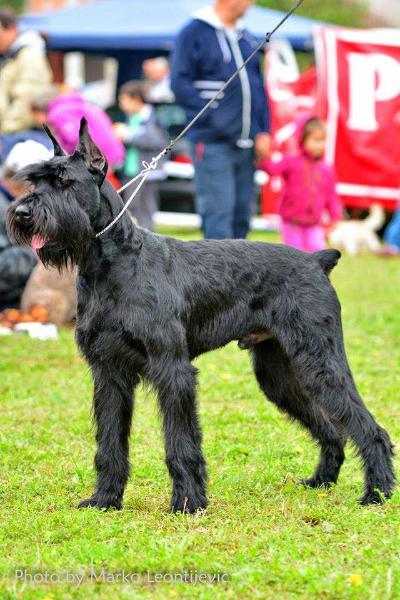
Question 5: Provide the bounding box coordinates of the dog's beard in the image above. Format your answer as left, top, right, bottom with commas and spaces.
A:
7, 204, 92, 270
33, 225, 91, 270
36, 243, 82, 270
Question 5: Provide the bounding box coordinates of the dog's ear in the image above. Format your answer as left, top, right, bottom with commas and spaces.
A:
77, 117, 108, 184
43, 124, 65, 157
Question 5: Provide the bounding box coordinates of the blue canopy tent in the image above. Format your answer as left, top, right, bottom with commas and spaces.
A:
20, 0, 320, 83
22, 0, 322, 51
21, 0, 318, 51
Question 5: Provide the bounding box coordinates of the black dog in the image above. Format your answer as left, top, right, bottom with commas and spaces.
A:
7, 120, 395, 511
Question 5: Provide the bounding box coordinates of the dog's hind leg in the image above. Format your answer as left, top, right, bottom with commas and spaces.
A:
252, 340, 346, 488
151, 358, 208, 513
78, 366, 137, 510
345, 377, 395, 504
280, 331, 395, 505
365, 231, 381, 253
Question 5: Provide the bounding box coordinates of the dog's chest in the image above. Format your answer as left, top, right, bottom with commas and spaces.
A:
75, 278, 147, 368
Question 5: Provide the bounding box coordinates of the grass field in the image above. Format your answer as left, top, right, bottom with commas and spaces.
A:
0, 229, 399, 599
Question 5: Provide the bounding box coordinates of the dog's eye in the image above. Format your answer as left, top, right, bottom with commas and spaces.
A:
55, 176, 72, 188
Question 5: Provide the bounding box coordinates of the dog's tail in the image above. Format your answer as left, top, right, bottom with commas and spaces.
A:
313, 249, 341, 275
364, 204, 385, 231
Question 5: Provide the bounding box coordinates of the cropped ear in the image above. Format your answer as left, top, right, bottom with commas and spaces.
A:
77, 117, 108, 184
43, 124, 65, 157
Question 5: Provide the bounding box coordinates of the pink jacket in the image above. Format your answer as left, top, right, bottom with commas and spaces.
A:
47, 93, 125, 168
259, 152, 342, 226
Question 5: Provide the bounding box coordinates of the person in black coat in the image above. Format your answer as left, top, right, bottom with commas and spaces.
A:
0, 140, 51, 309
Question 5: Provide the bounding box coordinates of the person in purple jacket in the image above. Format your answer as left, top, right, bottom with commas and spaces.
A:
29, 89, 125, 170
258, 116, 343, 252
171, 0, 271, 240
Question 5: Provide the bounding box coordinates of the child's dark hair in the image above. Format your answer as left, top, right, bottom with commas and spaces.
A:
119, 81, 147, 102
301, 117, 325, 145
0, 9, 16, 29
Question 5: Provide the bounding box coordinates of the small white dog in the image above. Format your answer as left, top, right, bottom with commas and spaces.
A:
329, 205, 385, 255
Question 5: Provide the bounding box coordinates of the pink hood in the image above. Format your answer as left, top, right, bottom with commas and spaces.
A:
47, 93, 125, 167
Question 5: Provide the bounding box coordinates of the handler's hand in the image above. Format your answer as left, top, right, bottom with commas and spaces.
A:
255, 133, 272, 161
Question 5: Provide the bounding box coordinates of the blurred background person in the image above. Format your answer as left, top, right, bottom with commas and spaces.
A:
29, 88, 125, 171
143, 57, 175, 104
0, 140, 52, 311
258, 116, 342, 252
171, 0, 271, 240
380, 204, 400, 256
0, 88, 57, 163
0, 9, 52, 136
113, 81, 167, 230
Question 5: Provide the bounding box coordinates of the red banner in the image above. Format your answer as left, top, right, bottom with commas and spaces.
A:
262, 42, 319, 215
315, 27, 400, 210
266, 42, 318, 153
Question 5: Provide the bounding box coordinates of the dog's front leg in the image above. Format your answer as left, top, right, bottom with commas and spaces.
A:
154, 359, 208, 513
78, 366, 137, 510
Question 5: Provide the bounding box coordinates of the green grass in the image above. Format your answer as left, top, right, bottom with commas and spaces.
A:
1, 229, 399, 599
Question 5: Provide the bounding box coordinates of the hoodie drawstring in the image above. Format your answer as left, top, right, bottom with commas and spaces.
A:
216, 30, 232, 63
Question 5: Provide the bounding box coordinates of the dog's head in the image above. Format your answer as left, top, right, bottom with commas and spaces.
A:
7, 118, 108, 269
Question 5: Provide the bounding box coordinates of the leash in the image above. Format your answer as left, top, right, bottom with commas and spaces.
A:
96, 0, 305, 238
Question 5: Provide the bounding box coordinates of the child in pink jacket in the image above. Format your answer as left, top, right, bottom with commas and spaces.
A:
258, 117, 342, 252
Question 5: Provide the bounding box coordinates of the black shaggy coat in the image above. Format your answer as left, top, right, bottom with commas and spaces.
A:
7, 120, 395, 512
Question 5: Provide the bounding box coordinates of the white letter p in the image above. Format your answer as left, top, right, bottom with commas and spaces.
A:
347, 52, 400, 131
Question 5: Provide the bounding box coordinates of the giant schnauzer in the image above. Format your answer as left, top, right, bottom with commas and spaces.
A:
7, 119, 395, 512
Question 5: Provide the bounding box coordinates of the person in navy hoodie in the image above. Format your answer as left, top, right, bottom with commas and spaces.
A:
171, 0, 271, 239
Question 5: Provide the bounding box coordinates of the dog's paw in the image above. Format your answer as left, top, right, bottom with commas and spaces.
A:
359, 488, 389, 506
170, 493, 208, 514
301, 477, 332, 490
77, 495, 122, 510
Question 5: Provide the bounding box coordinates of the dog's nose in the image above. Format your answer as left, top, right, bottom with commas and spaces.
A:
14, 204, 32, 224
